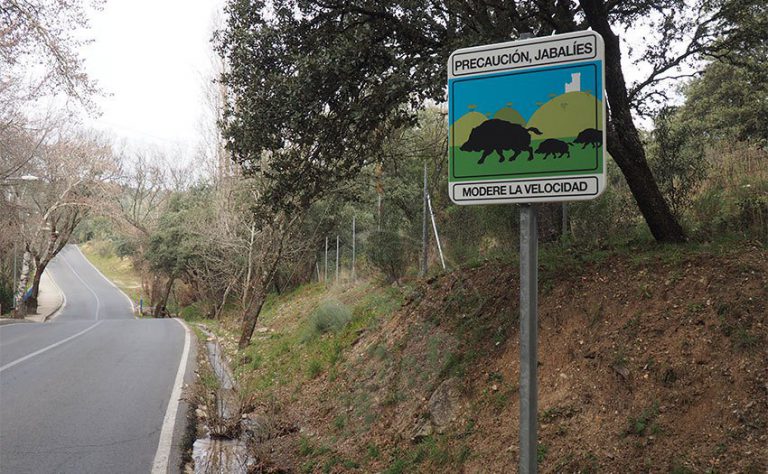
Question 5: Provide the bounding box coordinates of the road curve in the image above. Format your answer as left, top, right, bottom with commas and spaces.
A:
0, 245, 195, 474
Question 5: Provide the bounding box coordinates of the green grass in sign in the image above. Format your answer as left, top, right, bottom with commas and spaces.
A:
450, 140, 601, 181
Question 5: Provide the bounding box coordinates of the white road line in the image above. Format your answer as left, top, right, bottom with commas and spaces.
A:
60, 249, 101, 321
73, 245, 137, 317
151, 318, 192, 474
0, 321, 102, 374
0, 322, 29, 329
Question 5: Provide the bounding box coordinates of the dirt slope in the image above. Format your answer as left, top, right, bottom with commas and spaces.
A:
240, 244, 767, 473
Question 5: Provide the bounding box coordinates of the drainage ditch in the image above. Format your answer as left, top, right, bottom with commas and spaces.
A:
190, 325, 255, 473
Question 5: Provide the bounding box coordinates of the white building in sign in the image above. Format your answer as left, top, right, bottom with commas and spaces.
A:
565, 73, 581, 93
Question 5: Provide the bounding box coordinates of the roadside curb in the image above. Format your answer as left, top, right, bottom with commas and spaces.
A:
151, 317, 193, 473
43, 269, 66, 322
0, 318, 33, 326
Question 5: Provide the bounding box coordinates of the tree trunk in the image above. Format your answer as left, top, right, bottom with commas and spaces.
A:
580, 0, 686, 243
242, 221, 256, 308
154, 276, 175, 318
12, 249, 33, 319
150, 274, 162, 308
26, 266, 44, 315
214, 279, 234, 320
238, 290, 265, 349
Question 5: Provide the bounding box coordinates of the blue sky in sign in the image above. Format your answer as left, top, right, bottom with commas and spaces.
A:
448, 61, 603, 126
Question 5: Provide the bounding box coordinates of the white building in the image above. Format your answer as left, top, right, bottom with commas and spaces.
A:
565, 73, 581, 93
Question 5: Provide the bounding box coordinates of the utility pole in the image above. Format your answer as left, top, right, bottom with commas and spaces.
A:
12, 241, 17, 309
421, 162, 428, 276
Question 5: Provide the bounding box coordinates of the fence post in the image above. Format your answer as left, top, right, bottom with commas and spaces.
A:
421, 162, 429, 275
562, 203, 569, 241
352, 216, 356, 281
335, 235, 340, 283
427, 192, 446, 270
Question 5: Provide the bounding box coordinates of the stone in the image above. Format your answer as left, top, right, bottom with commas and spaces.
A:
429, 378, 462, 432
242, 413, 275, 442
411, 420, 433, 442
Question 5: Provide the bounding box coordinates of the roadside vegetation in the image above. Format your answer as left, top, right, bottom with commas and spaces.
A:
70, 27, 766, 474
174, 240, 766, 473
64, 51, 766, 474
79, 240, 147, 310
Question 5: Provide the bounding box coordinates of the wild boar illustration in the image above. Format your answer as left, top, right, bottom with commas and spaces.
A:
572, 128, 602, 149
535, 138, 570, 159
460, 119, 543, 163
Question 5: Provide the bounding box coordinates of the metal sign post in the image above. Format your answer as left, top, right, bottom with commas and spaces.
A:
519, 204, 538, 473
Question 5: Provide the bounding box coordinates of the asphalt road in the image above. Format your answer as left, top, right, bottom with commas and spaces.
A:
0, 245, 194, 474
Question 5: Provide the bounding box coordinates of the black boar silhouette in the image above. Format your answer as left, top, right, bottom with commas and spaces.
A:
572, 128, 602, 149
461, 119, 543, 163
535, 139, 570, 159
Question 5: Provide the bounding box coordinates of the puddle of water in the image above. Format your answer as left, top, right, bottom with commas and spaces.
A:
192, 437, 254, 474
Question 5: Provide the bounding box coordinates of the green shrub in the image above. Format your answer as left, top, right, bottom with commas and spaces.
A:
94, 239, 116, 258
0, 278, 13, 315
368, 229, 408, 283
442, 204, 518, 264
648, 106, 708, 219
736, 194, 768, 242
626, 401, 659, 436
443, 205, 483, 264
569, 165, 640, 245
690, 185, 768, 243
179, 303, 204, 321
303, 299, 352, 341
307, 359, 323, 378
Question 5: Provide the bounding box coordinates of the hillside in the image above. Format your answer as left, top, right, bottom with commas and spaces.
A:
449, 111, 489, 147
527, 91, 604, 140
493, 107, 525, 125
200, 243, 767, 473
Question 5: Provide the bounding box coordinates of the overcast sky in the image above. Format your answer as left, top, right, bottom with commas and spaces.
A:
77, 3, 663, 159
80, 0, 224, 157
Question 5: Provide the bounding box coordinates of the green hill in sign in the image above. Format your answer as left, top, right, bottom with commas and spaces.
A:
493, 107, 525, 125
449, 111, 487, 147
526, 91, 603, 139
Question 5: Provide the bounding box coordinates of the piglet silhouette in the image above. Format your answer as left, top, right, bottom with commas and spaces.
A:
572, 128, 602, 149
535, 139, 570, 159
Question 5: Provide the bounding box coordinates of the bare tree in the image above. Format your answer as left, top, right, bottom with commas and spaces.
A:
0, 0, 101, 104
13, 128, 117, 316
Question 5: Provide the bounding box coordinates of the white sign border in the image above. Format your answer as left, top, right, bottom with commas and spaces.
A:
447, 30, 607, 205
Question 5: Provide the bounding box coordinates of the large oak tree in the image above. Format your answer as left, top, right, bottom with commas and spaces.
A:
215, 1, 767, 242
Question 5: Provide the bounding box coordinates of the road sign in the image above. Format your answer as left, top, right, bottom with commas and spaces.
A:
448, 31, 606, 204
